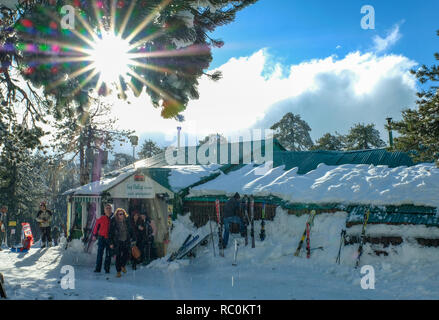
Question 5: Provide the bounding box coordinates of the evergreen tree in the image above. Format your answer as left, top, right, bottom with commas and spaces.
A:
138, 139, 162, 159
310, 132, 345, 151
344, 123, 386, 150
392, 30, 439, 162
10, 0, 258, 120
52, 97, 132, 185
106, 152, 134, 171
270, 113, 314, 151
198, 133, 227, 145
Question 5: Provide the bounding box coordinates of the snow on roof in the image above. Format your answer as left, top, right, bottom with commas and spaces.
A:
64, 162, 221, 196
189, 162, 439, 207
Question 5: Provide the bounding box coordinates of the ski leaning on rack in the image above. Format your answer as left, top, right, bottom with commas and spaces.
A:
335, 229, 346, 264
294, 210, 317, 257
355, 210, 371, 269
260, 202, 266, 241
242, 196, 249, 246
168, 234, 193, 262
216, 199, 224, 257
250, 196, 255, 248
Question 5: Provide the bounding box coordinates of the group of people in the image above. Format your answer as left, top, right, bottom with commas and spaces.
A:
92, 204, 155, 278
0, 202, 64, 251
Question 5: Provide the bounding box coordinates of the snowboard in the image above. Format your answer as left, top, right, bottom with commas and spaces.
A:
175, 233, 211, 260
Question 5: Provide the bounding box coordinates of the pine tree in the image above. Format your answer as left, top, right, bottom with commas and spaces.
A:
11, 0, 258, 120
310, 132, 345, 151
270, 113, 314, 151
52, 97, 132, 185
198, 133, 227, 146
392, 30, 439, 163
138, 139, 162, 159
344, 123, 386, 150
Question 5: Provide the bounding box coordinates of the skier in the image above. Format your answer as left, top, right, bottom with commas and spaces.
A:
0, 206, 7, 251
36, 202, 53, 248
222, 192, 246, 249
92, 204, 113, 274
109, 208, 136, 278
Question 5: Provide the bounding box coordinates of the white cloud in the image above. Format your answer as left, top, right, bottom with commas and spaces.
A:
110, 48, 417, 150
372, 24, 403, 53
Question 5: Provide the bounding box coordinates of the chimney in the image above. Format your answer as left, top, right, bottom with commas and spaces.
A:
386, 117, 394, 149
177, 126, 182, 149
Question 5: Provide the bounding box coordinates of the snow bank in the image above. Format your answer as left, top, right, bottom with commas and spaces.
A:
189, 163, 439, 207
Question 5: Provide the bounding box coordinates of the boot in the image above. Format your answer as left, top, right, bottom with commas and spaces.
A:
121, 266, 127, 273
116, 272, 121, 278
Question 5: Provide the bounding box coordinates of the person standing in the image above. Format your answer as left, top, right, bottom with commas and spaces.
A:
129, 211, 141, 270
0, 206, 7, 251
36, 202, 52, 248
92, 204, 113, 274
109, 208, 136, 278
222, 192, 246, 249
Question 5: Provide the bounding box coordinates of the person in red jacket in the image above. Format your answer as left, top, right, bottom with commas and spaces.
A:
92, 204, 113, 273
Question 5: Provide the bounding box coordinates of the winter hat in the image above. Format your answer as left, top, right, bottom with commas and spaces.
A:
40, 201, 46, 207
233, 192, 240, 199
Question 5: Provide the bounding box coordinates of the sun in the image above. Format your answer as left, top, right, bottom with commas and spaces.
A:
86, 32, 133, 85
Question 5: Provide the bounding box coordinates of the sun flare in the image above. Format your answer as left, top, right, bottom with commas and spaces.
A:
86, 32, 133, 85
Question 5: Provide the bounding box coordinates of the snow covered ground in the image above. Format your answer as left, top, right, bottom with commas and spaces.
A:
1, 209, 439, 300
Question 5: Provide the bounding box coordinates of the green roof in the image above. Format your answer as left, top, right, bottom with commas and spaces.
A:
273, 149, 415, 174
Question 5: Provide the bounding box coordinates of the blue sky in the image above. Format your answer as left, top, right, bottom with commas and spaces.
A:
210, 0, 439, 69
112, 0, 439, 152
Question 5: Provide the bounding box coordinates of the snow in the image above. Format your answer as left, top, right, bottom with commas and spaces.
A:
166, 164, 221, 192
189, 163, 439, 207
2, 209, 439, 300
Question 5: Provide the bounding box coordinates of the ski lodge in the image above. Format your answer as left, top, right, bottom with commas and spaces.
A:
64, 139, 439, 257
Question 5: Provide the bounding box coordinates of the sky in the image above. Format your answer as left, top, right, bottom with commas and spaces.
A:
106, 0, 439, 152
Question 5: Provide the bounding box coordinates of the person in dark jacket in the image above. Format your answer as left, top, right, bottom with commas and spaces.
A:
129, 211, 142, 270
36, 202, 53, 248
138, 213, 155, 264
222, 192, 246, 248
109, 208, 136, 278
92, 204, 113, 273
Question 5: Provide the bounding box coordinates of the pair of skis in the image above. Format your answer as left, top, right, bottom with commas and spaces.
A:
168, 234, 199, 262
242, 195, 255, 248
335, 209, 370, 267
294, 210, 317, 258
355, 209, 371, 268
215, 199, 224, 257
